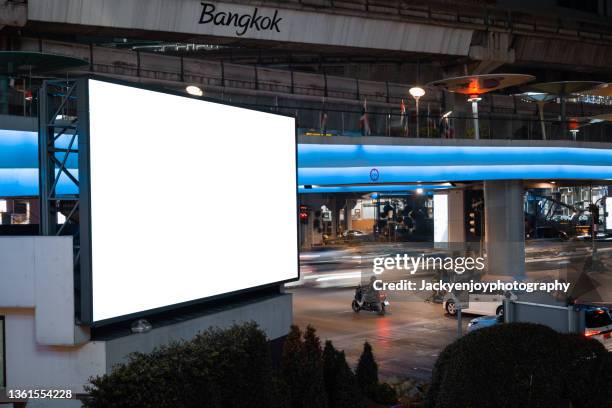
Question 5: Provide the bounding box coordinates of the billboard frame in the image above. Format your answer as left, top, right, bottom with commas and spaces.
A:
39, 76, 299, 326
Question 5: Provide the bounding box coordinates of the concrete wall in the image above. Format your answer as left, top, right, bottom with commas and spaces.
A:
0, 236, 84, 346
104, 293, 293, 372
2, 310, 106, 393
504, 300, 585, 334
27, 0, 473, 56
0, 236, 293, 396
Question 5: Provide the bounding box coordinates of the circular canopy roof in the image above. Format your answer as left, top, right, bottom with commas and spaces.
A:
525, 81, 603, 96
519, 92, 557, 103
427, 74, 535, 95
580, 83, 612, 97
588, 113, 612, 123
0, 51, 88, 75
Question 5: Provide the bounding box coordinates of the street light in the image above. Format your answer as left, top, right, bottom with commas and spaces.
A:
467, 94, 482, 140
409, 86, 425, 138
186, 85, 204, 97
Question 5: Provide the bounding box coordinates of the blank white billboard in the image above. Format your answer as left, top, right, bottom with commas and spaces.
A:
87, 79, 298, 323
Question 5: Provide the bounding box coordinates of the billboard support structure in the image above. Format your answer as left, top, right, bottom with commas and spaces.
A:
38, 78, 93, 324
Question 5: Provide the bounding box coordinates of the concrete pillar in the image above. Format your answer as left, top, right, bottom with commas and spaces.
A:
0, 76, 9, 115
434, 190, 465, 250
29, 199, 40, 224
344, 199, 356, 231
299, 195, 328, 249
484, 180, 525, 277
330, 197, 339, 238
448, 190, 465, 243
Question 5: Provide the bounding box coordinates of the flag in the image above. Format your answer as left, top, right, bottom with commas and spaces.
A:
429, 106, 439, 133
427, 104, 437, 136
359, 98, 371, 136
400, 99, 408, 137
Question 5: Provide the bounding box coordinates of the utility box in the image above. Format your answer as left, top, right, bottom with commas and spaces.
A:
504, 299, 585, 333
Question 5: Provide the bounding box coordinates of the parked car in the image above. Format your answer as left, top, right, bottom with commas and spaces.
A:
443, 291, 505, 316
467, 314, 504, 332
583, 306, 612, 351
342, 229, 367, 237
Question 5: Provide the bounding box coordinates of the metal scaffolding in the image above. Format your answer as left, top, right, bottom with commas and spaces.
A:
38, 78, 93, 324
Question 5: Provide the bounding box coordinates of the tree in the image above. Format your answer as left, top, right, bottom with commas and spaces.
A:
356, 341, 378, 390
280, 325, 305, 408
355, 341, 397, 405
280, 325, 327, 408
322, 341, 365, 408
300, 326, 328, 408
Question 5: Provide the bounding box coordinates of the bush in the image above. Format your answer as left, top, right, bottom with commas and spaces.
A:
426, 323, 612, 408
366, 382, 398, 405
84, 323, 284, 408
426, 323, 566, 408
560, 333, 610, 408
322, 341, 365, 408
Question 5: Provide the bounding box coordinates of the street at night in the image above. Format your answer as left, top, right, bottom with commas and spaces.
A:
292, 285, 468, 380
3, 1, 612, 406
291, 240, 612, 381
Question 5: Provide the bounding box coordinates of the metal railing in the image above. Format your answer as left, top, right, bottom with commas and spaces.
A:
3, 84, 612, 143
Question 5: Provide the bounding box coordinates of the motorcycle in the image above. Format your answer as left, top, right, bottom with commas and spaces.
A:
351, 285, 389, 315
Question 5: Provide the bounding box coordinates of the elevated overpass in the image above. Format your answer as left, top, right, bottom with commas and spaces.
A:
3, 119, 612, 197
4, 0, 612, 74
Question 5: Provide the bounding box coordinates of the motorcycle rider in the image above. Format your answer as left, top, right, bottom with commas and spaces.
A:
358, 275, 379, 306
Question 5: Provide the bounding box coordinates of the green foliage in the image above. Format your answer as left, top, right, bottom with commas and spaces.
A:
355, 341, 396, 404
426, 323, 565, 408
301, 326, 328, 408
356, 341, 379, 390
85, 323, 395, 408
84, 322, 284, 408
280, 325, 305, 408
560, 333, 610, 408
280, 325, 327, 408
425, 323, 612, 408
366, 382, 398, 405
322, 341, 365, 408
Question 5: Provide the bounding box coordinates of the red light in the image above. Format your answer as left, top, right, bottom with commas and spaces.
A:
299, 213, 308, 220
585, 329, 601, 337
24, 90, 33, 101
569, 119, 579, 130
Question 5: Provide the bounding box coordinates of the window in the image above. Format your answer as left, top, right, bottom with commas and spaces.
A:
586, 309, 612, 328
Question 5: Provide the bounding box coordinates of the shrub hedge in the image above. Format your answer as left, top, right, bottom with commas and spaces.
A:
85, 323, 399, 407
425, 322, 611, 408
84, 322, 282, 408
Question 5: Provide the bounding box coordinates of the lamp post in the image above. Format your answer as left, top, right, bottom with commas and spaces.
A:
427, 74, 535, 140
409, 86, 425, 138
467, 94, 482, 140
